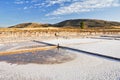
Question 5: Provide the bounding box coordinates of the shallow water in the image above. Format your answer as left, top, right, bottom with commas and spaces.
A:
0, 48, 75, 64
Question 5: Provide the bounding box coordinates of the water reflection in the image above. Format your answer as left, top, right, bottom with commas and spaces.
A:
0, 48, 75, 64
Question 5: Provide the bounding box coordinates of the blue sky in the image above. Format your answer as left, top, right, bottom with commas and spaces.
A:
0, 0, 120, 27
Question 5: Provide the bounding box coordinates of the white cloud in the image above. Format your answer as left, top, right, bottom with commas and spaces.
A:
47, 0, 120, 16
14, 0, 24, 4
45, 0, 71, 6
14, 0, 79, 9
14, 0, 30, 4
48, 16, 61, 20
45, 0, 79, 6
23, 7, 28, 10
14, 0, 120, 15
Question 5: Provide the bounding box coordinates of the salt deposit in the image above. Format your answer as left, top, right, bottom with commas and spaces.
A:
0, 38, 120, 80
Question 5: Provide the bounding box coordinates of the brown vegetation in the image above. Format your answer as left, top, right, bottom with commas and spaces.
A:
0, 28, 120, 43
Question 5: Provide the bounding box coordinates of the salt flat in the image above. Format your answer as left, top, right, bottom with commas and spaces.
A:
0, 38, 120, 80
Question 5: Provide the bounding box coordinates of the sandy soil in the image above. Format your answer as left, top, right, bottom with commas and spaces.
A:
0, 37, 120, 80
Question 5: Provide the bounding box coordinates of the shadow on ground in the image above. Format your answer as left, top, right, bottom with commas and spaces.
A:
0, 40, 119, 65
33, 40, 120, 62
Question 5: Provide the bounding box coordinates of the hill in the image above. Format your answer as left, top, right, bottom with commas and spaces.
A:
9, 23, 51, 28
9, 19, 120, 28
54, 19, 120, 28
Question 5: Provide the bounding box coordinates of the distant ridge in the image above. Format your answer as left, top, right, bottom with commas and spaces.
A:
9, 19, 120, 28
9, 23, 51, 28
54, 19, 120, 28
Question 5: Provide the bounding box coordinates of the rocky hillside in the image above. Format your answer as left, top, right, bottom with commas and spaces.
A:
54, 19, 120, 28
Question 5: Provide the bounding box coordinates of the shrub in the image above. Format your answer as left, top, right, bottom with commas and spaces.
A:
80, 21, 85, 29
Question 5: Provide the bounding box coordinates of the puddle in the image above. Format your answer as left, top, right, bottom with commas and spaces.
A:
0, 48, 76, 64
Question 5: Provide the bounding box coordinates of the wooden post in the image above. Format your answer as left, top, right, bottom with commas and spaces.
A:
57, 43, 59, 48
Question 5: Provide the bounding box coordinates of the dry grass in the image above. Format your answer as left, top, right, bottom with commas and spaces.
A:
0, 27, 120, 32
21, 28, 119, 32
0, 28, 119, 43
